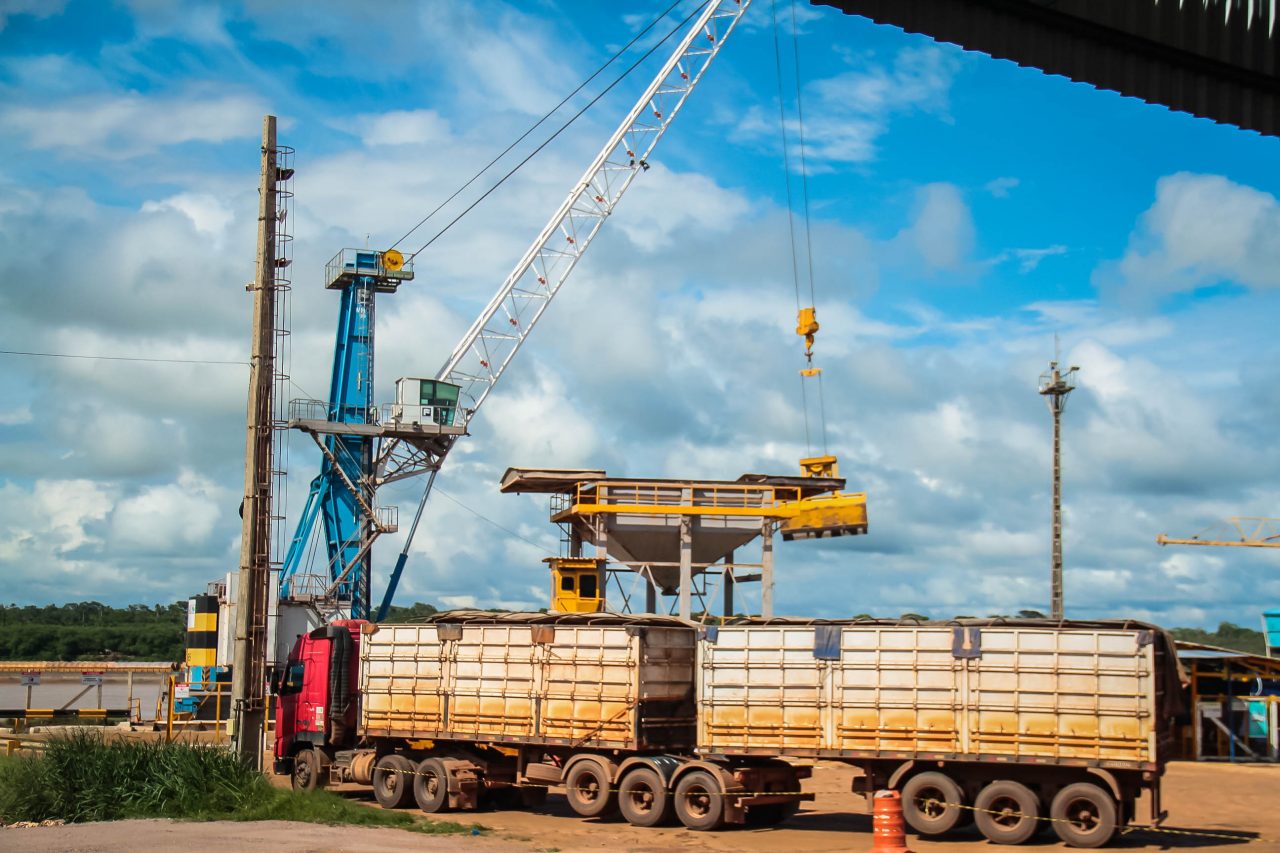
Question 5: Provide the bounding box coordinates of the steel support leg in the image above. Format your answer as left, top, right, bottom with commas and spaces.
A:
761, 522, 774, 619
678, 516, 692, 621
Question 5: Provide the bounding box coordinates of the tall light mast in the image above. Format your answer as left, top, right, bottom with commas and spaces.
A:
1039, 357, 1079, 621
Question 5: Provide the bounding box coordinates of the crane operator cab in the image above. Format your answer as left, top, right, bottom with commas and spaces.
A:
391, 378, 461, 428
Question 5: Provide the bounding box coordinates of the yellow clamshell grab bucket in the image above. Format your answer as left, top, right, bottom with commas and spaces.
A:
777, 455, 869, 541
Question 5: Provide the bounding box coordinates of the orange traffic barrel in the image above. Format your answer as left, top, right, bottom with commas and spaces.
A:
871, 790, 914, 853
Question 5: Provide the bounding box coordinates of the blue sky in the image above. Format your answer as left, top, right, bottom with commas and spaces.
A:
2, 0, 1280, 629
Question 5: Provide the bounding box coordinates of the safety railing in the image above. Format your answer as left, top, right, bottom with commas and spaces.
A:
288, 399, 464, 431
567, 480, 807, 513
161, 675, 233, 743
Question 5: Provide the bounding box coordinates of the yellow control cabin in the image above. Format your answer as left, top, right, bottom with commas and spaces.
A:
547, 557, 605, 613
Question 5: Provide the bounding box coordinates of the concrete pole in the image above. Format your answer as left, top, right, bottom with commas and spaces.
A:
761, 522, 774, 619
678, 516, 693, 621
231, 115, 279, 768
1039, 360, 1075, 621
1050, 402, 1064, 620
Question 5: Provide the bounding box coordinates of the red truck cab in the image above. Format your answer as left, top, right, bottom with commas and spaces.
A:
272, 620, 364, 778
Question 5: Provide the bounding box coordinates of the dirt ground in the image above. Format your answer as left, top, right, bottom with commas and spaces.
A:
4, 760, 1278, 852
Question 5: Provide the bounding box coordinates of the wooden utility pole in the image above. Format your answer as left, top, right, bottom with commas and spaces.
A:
231, 115, 279, 766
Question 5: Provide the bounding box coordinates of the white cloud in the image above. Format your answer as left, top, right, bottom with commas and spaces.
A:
359, 110, 452, 147
141, 193, 234, 239
2, 90, 266, 158
33, 479, 115, 553
1009, 245, 1067, 273
118, 0, 233, 45
613, 163, 752, 252
0, 0, 67, 32
790, 46, 961, 168
1097, 172, 1280, 300
415, 3, 584, 116
0, 405, 32, 426
481, 369, 601, 468
985, 176, 1019, 198
110, 470, 226, 553
892, 182, 975, 272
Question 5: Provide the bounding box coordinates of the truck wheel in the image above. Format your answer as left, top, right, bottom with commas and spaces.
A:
974, 780, 1040, 845
413, 757, 450, 813
565, 761, 615, 818
674, 770, 725, 831
1050, 783, 1117, 848
618, 767, 675, 828
291, 749, 322, 792
901, 771, 965, 835
372, 754, 415, 809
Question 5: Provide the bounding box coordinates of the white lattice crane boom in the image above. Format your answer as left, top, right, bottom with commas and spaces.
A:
377, 0, 750, 485
1157, 516, 1280, 549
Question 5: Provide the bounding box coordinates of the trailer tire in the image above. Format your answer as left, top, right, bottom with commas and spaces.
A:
1050, 783, 1117, 848
565, 760, 615, 818
291, 748, 322, 792
673, 770, 725, 831
372, 754, 415, 809
974, 780, 1040, 845
901, 771, 965, 836
412, 757, 450, 813
618, 767, 675, 828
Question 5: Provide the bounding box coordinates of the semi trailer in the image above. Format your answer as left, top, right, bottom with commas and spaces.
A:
272, 612, 1181, 847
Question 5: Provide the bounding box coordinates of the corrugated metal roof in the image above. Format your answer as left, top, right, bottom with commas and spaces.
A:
813, 0, 1280, 137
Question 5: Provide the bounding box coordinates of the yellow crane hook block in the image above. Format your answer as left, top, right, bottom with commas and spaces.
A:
796, 306, 819, 357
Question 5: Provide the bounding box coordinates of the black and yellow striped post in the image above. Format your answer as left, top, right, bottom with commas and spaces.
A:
185, 595, 218, 681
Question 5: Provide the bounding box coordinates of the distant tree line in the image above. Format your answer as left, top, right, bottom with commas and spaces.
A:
0, 602, 187, 662
1167, 622, 1266, 655
381, 602, 441, 623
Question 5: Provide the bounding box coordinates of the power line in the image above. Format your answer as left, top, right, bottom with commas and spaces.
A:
390, 0, 684, 252
434, 487, 546, 551
0, 349, 248, 366
409, 1, 709, 260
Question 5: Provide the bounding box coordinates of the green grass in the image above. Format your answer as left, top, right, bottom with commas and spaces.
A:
0, 731, 472, 834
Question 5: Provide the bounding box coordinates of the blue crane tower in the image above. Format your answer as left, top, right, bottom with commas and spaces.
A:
278, 249, 464, 620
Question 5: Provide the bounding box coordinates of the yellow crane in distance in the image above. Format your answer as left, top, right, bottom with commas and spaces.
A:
1157, 517, 1280, 549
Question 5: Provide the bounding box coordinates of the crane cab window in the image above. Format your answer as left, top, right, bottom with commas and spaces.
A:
578, 574, 597, 599
560, 576, 576, 592
418, 380, 460, 426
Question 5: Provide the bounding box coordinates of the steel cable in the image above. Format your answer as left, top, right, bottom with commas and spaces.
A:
407, 1, 710, 261
389, 0, 685, 252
